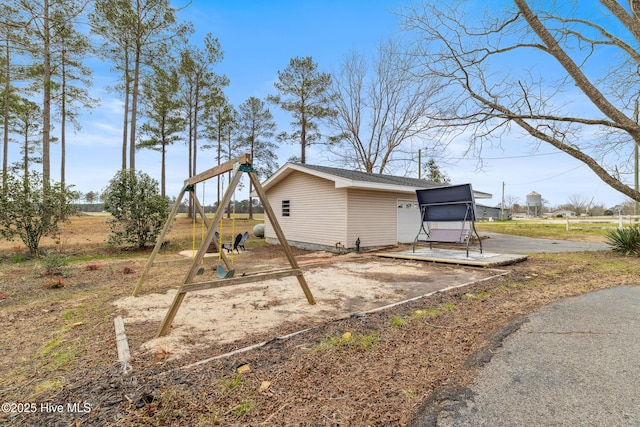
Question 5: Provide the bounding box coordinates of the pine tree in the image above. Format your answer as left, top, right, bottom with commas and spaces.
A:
91, 0, 190, 171
178, 34, 227, 179
236, 97, 277, 219
138, 66, 184, 198
268, 56, 335, 164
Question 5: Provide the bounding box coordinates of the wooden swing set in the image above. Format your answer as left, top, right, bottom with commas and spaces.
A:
133, 154, 316, 337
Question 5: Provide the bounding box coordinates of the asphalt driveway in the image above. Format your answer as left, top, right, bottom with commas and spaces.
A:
480, 231, 610, 254
410, 286, 640, 426
409, 234, 640, 427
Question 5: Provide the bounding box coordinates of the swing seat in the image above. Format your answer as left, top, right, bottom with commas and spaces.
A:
238, 231, 249, 250
216, 264, 235, 279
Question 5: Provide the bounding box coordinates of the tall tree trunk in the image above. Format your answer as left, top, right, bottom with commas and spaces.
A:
61, 52, 67, 187
300, 112, 306, 164
226, 128, 232, 219
187, 103, 194, 217
161, 140, 166, 198
193, 82, 199, 175
42, 0, 51, 186
23, 133, 28, 177
122, 46, 130, 170
2, 39, 10, 187
217, 120, 222, 210
129, 46, 141, 171
248, 136, 255, 220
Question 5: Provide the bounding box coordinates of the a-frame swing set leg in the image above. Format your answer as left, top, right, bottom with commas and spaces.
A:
133, 184, 188, 297
133, 184, 233, 296
154, 160, 316, 338
129, 154, 315, 338
248, 171, 315, 305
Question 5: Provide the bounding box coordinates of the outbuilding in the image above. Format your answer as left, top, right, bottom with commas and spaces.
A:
259, 163, 491, 251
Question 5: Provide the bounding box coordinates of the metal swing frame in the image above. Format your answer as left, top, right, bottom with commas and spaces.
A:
412, 183, 483, 257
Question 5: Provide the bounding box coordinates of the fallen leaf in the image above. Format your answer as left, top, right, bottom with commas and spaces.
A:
259, 381, 271, 392
237, 364, 251, 374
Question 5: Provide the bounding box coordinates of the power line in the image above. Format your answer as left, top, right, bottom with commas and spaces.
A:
508, 164, 586, 186
447, 152, 561, 161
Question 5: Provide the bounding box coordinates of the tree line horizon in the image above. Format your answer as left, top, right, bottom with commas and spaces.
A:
2, 1, 640, 207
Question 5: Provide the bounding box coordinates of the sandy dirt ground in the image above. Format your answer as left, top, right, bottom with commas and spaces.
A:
113, 251, 500, 358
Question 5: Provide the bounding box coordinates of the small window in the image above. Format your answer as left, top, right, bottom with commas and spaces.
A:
282, 200, 290, 217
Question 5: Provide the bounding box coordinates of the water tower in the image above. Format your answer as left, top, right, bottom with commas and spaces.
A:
526, 191, 542, 217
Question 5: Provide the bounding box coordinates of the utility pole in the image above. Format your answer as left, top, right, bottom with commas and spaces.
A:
501, 181, 505, 220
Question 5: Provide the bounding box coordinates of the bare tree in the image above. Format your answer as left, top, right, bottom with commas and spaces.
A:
503, 194, 521, 210
565, 194, 589, 216
399, 1, 640, 201
327, 40, 442, 174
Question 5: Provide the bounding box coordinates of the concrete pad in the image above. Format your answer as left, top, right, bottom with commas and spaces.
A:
376, 248, 527, 267
378, 232, 609, 267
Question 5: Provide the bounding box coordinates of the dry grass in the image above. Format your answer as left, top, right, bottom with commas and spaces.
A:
0, 213, 266, 401
0, 213, 266, 260
475, 219, 610, 242
1, 215, 638, 426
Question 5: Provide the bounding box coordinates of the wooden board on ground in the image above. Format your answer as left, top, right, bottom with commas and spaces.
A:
114, 316, 132, 374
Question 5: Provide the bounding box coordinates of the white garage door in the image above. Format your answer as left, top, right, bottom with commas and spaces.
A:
397, 199, 421, 243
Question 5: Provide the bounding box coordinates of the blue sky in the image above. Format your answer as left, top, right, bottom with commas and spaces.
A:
21, 0, 634, 208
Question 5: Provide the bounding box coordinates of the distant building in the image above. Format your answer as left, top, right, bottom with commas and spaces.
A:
550, 210, 576, 218
476, 204, 511, 220
526, 191, 543, 217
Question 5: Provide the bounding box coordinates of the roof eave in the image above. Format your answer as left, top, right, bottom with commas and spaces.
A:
335, 181, 423, 194
259, 163, 493, 199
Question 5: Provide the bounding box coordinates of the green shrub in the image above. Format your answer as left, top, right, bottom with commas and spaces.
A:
606, 226, 640, 256
39, 253, 70, 277
11, 254, 26, 264
103, 170, 170, 248
0, 171, 78, 255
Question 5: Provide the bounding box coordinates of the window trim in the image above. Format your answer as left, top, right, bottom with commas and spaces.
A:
282, 200, 290, 217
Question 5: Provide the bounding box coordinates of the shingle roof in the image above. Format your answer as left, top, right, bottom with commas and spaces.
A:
293, 163, 441, 188
260, 162, 491, 199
